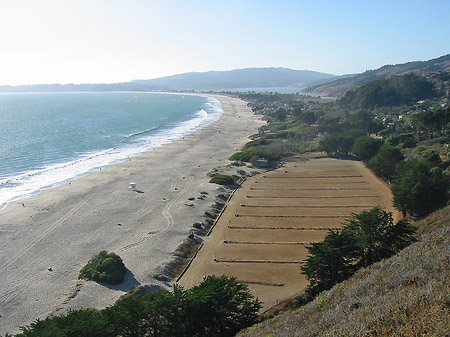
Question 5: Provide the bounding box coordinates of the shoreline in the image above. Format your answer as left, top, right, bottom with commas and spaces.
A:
0, 92, 222, 210
0, 95, 264, 335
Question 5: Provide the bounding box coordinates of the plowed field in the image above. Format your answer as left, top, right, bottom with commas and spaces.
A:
178, 157, 399, 311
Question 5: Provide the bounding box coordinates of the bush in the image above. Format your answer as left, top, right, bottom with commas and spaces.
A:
192, 222, 202, 229
367, 144, 404, 180
320, 129, 365, 156
392, 161, 449, 217
79, 251, 127, 285
209, 174, 235, 186
301, 207, 416, 296
420, 149, 442, 166
351, 136, 383, 162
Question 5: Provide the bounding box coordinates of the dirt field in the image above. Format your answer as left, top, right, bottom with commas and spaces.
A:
178, 157, 399, 311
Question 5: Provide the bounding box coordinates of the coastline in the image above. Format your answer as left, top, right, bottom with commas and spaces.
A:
0, 95, 264, 335
0, 92, 222, 210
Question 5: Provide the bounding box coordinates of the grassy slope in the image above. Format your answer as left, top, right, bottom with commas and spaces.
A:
238, 206, 450, 337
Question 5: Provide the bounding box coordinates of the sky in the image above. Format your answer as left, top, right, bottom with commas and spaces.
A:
0, 0, 449, 85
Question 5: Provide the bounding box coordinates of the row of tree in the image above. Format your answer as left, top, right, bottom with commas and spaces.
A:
320, 126, 448, 218
9, 276, 261, 337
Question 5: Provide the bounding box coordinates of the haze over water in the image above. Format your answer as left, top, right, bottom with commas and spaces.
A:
0, 92, 221, 208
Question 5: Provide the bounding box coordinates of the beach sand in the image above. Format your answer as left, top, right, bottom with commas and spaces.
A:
0, 95, 264, 335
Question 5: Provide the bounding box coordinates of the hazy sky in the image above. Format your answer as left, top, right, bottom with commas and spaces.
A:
1, 0, 449, 85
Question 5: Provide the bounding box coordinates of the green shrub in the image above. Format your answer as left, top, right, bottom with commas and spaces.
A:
367, 144, 404, 180
192, 223, 202, 229
351, 136, 383, 162
79, 251, 127, 285
209, 174, 235, 185
392, 161, 449, 217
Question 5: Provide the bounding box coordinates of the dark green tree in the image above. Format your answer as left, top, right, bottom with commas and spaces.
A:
143, 286, 187, 337
367, 144, 403, 180
344, 207, 416, 267
412, 106, 450, 139
105, 295, 147, 337
272, 108, 287, 122
384, 133, 417, 148
185, 275, 261, 337
420, 149, 442, 167
17, 309, 112, 337
320, 129, 365, 156
392, 161, 449, 217
300, 110, 317, 125
351, 136, 383, 162
301, 208, 417, 296
301, 229, 359, 294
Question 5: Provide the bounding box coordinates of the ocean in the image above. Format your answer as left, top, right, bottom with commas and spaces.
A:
0, 92, 222, 208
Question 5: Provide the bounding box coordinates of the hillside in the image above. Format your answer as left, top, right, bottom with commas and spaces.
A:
306, 54, 450, 97
238, 206, 450, 337
338, 72, 448, 109
132, 68, 335, 90
0, 68, 335, 92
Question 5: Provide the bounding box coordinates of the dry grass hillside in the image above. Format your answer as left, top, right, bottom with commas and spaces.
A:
238, 206, 450, 337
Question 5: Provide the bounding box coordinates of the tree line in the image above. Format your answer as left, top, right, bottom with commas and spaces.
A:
6, 276, 261, 337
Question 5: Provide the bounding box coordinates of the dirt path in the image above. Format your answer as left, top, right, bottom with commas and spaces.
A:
178, 157, 399, 311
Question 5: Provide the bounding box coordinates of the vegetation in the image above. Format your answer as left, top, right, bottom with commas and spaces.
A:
234, 71, 449, 219
233, 68, 449, 336
238, 207, 450, 337
301, 207, 416, 296
367, 144, 404, 180
12, 276, 261, 337
10, 66, 450, 336
305, 53, 450, 96
79, 251, 127, 285
351, 135, 383, 162
392, 161, 449, 217
319, 129, 365, 156
340, 73, 437, 109
209, 174, 235, 185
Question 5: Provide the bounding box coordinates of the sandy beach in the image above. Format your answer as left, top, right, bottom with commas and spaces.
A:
0, 95, 264, 335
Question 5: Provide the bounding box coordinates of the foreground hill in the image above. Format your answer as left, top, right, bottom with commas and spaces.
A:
0, 68, 335, 92
306, 54, 450, 97
238, 206, 450, 337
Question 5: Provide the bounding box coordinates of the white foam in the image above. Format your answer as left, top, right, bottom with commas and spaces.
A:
0, 96, 223, 209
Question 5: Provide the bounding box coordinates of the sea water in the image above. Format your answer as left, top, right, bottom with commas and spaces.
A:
0, 92, 222, 208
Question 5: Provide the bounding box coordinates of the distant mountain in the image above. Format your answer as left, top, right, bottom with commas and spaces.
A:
305, 54, 450, 97
132, 68, 336, 90
0, 68, 336, 93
